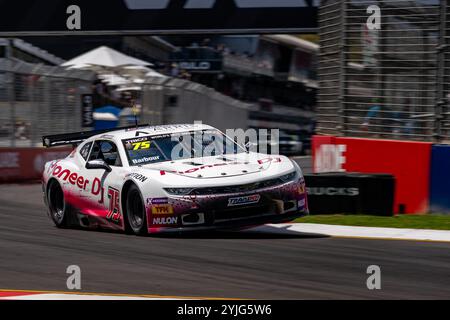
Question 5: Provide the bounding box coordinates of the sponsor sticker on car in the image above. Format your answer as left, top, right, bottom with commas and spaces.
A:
228, 194, 261, 207
126, 172, 148, 183
151, 204, 174, 215
298, 198, 306, 209
148, 197, 169, 205
298, 184, 306, 194
152, 216, 178, 226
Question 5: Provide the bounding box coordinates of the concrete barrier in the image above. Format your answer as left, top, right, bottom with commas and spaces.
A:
0, 148, 72, 183
312, 135, 432, 214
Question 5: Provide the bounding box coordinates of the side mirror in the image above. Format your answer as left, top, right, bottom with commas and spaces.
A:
86, 159, 112, 172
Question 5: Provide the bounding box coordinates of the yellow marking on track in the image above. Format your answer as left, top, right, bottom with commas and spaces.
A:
0, 289, 241, 300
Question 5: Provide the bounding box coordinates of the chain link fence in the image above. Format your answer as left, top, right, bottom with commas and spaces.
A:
0, 58, 300, 149
0, 59, 95, 147
318, 0, 450, 142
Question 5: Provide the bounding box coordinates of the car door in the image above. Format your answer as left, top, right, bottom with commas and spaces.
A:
83, 139, 126, 230
71, 140, 93, 199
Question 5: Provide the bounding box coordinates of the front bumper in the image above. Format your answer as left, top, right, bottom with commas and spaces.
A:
147, 179, 308, 233
148, 211, 308, 234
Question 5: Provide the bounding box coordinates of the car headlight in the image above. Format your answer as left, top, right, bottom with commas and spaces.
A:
290, 159, 303, 174
278, 160, 304, 184
279, 171, 298, 183
164, 188, 194, 196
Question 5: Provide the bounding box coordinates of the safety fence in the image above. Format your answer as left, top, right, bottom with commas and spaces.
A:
0, 58, 312, 149
317, 0, 450, 142
0, 59, 95, 147
141, 76, 315, 140
141, 76, 251, 134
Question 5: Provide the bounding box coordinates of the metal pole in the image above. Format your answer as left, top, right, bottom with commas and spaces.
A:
338, 0, 347, 136
435, 0, 446, 142
28, 73, 34, 146
378, 0, 385, 137
5, 40, 15, 147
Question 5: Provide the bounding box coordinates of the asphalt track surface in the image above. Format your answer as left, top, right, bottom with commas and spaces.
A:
1, 184, 450, 299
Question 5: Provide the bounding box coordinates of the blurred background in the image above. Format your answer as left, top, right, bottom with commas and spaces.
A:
318, 0, 450, 142
0, 34, 317, 156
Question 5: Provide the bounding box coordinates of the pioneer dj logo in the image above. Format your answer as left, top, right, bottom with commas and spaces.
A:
123, 0, 314, 10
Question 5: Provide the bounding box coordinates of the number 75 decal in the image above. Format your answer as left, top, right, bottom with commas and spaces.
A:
107, 187, 121, 223
131, 141, 151, 150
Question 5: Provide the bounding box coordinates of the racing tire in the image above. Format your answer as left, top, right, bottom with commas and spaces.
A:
125, 184, 148, 236
47, 179, 72, 228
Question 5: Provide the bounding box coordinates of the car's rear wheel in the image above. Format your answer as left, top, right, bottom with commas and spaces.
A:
47, 179, 71, 228
126, 184, 147, 235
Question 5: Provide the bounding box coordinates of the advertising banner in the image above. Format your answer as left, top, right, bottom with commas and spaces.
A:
0, 148, 72, 183
312, 135, 432, 213
81, 94, 94, 128
305, 173, 395, 216
430, 145, 450, 213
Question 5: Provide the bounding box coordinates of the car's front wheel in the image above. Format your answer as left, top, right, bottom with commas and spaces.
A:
125, 184, 148, 235
47, 179, 71, 228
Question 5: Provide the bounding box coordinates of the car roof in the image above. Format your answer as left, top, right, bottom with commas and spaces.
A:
92, 123, 216, 142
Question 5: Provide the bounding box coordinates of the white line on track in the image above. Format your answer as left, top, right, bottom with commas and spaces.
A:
253, 223, 450, 242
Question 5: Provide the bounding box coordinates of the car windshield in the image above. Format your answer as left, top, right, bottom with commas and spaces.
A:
122, 129, 246, 166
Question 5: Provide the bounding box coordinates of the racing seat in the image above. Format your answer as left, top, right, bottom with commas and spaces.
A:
101, 143, 121, 166
89, 144, 104, 162
90, 141, 121, 167
104, 153, 120, 166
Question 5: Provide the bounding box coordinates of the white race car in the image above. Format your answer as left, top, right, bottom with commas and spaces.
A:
42, 124, 308, 235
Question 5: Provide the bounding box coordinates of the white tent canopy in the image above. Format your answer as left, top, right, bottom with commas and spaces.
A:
145, 69, 167, 78
61, 46, 153, 69
119, 65, 166, 79
98, 74, 130, 86
120, 65, 152, 75
116, 86, 143, 92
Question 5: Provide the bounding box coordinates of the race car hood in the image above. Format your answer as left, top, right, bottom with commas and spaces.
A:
138, 152, 289, 179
